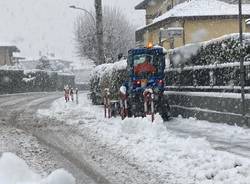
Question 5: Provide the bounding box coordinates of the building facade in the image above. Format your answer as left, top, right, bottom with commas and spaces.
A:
0, 46, 20, 66
135, 0, 186, 25
135, 0, 250, 49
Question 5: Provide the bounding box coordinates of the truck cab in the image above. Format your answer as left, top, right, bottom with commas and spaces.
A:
127, 46, 166, 94
120, 46, 170, 120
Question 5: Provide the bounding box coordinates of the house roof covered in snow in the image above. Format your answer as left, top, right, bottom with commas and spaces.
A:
12, 52, 25, 59
137, 0, 250, 30
246, 18, 250, 25
0, 42, 20, 52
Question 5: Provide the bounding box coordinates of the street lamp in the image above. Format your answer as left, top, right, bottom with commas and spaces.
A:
69, 5, 95, 23
238, 0, 247, 125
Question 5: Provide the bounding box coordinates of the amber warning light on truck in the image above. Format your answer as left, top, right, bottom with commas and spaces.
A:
146, 41, 153, 48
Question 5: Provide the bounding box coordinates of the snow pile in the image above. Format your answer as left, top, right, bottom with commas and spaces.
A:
38, 93, 250, 184
0, 152, 75, 184
0, 152, 41, 184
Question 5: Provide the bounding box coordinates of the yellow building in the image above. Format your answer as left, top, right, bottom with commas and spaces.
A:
135, 0, 250, 49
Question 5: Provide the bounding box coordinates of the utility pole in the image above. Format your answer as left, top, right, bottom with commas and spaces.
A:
95, 0, 105, 65
159, 28, 163, 46
238, 0, 247, 125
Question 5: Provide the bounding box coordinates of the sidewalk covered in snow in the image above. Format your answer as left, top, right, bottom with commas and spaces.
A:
38, 92, 250, 184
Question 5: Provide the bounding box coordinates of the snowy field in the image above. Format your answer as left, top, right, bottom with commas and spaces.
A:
37, 93, 250, 184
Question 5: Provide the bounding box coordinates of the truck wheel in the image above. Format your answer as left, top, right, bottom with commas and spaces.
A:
160, 103, 171, 121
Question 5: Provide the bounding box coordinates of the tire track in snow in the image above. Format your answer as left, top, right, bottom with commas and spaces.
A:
3, 92, 111, 184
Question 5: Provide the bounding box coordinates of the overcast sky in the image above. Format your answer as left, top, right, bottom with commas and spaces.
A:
0, 0, 145, 61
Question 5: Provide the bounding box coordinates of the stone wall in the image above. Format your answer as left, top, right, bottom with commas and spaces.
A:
165, 91, 250, 126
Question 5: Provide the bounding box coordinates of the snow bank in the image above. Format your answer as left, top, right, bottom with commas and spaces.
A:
38, 93, 250, 184
0, 152, 75, 184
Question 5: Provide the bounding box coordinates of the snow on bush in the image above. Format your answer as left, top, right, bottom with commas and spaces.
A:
0, 152, 75, 184
0, 65, 22, 71
169, 33, 250, 67
89, 59, 128, 104
22, 76, 36, 83
0, 68, 75, 94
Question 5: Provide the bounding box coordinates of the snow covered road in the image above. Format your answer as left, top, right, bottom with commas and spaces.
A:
37, 92, 250, 184
0, 92, 108, 184
2, 91, 250, 183
166, 118, 250, 159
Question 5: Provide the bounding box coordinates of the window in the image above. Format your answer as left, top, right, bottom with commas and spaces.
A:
133, 54, 154, 66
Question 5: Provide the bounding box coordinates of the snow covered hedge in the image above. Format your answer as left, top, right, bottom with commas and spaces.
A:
0, 69, 75, 94
165, 34, 250, 89
169, 33, 250, 67
90, 59, 128, 104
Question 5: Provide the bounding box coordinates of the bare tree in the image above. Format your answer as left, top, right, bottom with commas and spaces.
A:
74, 6, 136, 65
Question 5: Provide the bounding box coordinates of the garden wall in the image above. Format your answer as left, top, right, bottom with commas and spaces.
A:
165, 91, 250, 126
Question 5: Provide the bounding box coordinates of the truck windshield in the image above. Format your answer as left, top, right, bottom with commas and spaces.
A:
133, 54, 154, 66
130, 54, 164, 77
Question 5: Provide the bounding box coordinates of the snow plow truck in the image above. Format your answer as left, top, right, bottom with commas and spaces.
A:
103, 44, 171, 122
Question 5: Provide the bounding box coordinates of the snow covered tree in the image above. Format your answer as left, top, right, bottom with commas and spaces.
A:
36, 56, 52, 70
74, 6, 136, 65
